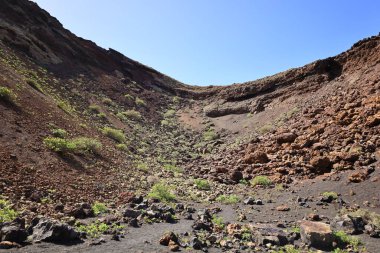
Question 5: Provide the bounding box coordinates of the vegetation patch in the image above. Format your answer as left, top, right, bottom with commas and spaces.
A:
333, 230, 361, 250
211, 215, 225, 229
92, 202, 108, 215
322, 191, 338, 200
118, 110, 142, 121
89, 104, 101, 114
215, 194, 240, 204
250, 176, 272, 187
194, 179, 211, 190
148, 183, 176, 202
102, 127, 126, 143
0, 86, 17, 104
116, 143, 128, 151
76, 221, 124, 238
135, 97, 146, 107
0, 199, 18, 223
26, 78, 44, 93
163, 164, 183, 174
51, 128, 67, 138
44, 137, 102, 154
203, 128, 219, 141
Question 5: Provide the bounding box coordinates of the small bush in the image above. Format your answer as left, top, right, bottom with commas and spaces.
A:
102, 127, 125, 143
194, 179, 211, 190
136, 162, 148, 172
124, 94, 134, 101
119, 110, 142, 121
44, 137, 76, 153
251, 176, 272, 187
215, 194, 240, 204
51, 128, 67, 138
0, 86, 16, 103
26, 78, 43, 93
164, 109, 176, 118
92, 202, 108, 215
333, 230, 361, 250
72, 137, 102, 154
163, 164, 183, 174
258, 124, 274, 134
135, 97, 146, 107
97, 112, 107, 119
116, 143, 128, 151
0, 199, 18, 223
89, 104, 101, 113
322, 191, 338, 200
148, 183, 176, 202
57, 99, 74, 114
211, 215, 225, 229
203, 129, 219, 141
102, 98, 113, 106
76, 221, 124, 238
44, 137, 102, 154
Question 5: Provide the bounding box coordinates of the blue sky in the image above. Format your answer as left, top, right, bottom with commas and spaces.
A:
33, 0, 380, 86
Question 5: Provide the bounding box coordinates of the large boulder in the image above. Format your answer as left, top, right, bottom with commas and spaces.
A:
310, 156, 332, 173
0, 219, 28, 244
243, 151, 269, 164
29, 217, 80, 243
300, 220, 334, 250
276, 133, 297, 144
332, 214, 365, 234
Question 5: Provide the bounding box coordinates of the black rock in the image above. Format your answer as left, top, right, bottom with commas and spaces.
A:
29, 217, 80, 243
0, 220, 28, 244
123, 208, 141, 218
244, 197, 255, 205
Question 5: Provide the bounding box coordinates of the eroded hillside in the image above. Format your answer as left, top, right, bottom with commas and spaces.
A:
0, 0, 379, 252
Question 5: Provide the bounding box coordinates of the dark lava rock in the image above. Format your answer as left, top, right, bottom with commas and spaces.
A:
123, 208, 142, 218
29, 217, 80, 243
68, 203, 94, 219
0, 219, 28, 244
244, 197, 255, 205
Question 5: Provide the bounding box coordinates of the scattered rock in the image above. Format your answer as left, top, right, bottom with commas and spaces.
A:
0, 220, 28, 244
276, 205, 290, 211
159, 232, 178, 246
310, 156, 332, 173
276, 133, 297, 144
243, 151, 269, 164
300, 220, 334, 250
29, 217, 80, 243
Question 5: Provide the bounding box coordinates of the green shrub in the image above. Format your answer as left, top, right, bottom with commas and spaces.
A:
163, 164, 183, 174
26, 78, 43, 93
102, 127, 125, 143
72, 137, 102, 154
135, 97, 146, 107
97, 112, 107, 119
44, 137, 101, 154
0, 86, 16, 103
148, 183, 176, 202
164, 109, 176, 118
251, 176, 272, 187
44, 137, 76, 153
119, 110, 142, 121
57, 99, 74, 114
102, 98, 113, 106
124, 94, 134, 101
0, 199, 18, 223
211, 215, 225, 229
322, 191, 338, 200
215, 194, 240, 204
194, 179, 211, 190
203, 129, 219, 141
116, 143, 128, 151
76, 221, 124, 238
344, 208, 380, 228
258, 124, 274, 134
89, 104, 101, 113
136, 162, 148, 172
51, 128, 67, 138
333, 230, 361, 250
92, 202, 108, 215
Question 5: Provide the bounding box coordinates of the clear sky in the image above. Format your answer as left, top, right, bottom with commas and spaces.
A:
32, 0, 380, 86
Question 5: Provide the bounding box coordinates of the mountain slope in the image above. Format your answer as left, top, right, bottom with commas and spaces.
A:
0, 0, 379, 252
